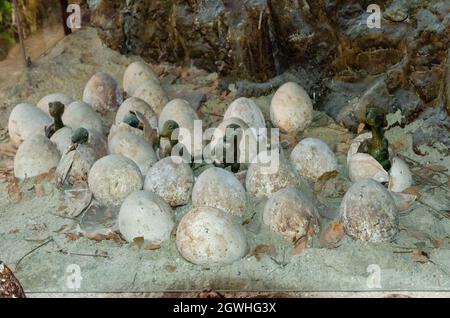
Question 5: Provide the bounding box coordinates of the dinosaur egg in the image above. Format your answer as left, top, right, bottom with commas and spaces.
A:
144, 156, 194, 207
8, 103, 52, 145
115, 97, 158, 129
83, 72, 123, 114
388, 157, 412, 193
192, 167, 247, 216
340, 179, 398, 242
133, 80, 168, 115
270, 82, 313, 135
123, 61, 160, 96
224, 97, 266, 139
37, 93, 74, 116
246, 151, 298, 199
50, 126, 73, 155
56, 143, 97, 186
263, 187, 319, 242
109, 131, 157, 175
118, 191, 174, 244
290, 138, 338, 181
88, 154, 143, 207
176, 206, 248, 266
62, 101, 104, 134
14, 134, 60, 179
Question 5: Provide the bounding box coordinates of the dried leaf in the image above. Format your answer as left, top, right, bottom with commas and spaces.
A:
165, 265, 177, 273
86, 231, 124, 244
411, 249, 429, 264
292, 237, 309, 256
133, 237, 145, 247
144, 243, 161, 251
65, 232, 81, 241
318, 170, 338, 182
35, 184, 46, 197
425, 165, 448, 172
0, 142, 17, 157
319, 221, 345, 248
403, 187, 422, 200
7, 176, 22, 203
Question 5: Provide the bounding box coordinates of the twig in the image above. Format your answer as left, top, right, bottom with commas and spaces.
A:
57, 249, 110, 259
14, 238, 54, 271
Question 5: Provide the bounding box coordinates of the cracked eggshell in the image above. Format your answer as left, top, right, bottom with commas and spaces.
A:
123, 61, 160, 96
270, 82, 313, 134
246, 151, 298, 199
56, 143, 98, 185
8, 103, 52, 145
37, 93, 74, 115
340, 179, 398, 242
83, 72, 123, 114
290, 138, 338, 181
348, 153, 389, 183
263, 187, 319, 242
14, 134, 60, 179
50, 126, 73, 155
192, 167, 247, 216
109, 131, 157, 175
88, 154, 143, 207
388, 157, 412, 193
224, 97, 266, 140
62, 101, 104, 134
176, 206, 248, 266
119, 191, 174, 244
133, 80, 168, 115
144, 156, 194, 207
115, 97, 158, 129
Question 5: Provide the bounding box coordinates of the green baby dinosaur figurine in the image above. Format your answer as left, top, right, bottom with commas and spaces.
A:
366, 106, 391, 171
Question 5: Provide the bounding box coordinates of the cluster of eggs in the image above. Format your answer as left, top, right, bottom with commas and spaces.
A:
8, 61, 414, 267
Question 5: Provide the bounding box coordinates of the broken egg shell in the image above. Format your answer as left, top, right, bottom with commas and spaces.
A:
115, 97, 158, 129
83, 72, 123, 114
246, 151, 298, 199
123, 61, 160, 96
270, 82, 313, 135
133, 79, 168, 116
119, 191, 174, 244
290, 138, 338, 181
390, 191, 417, 212
56, 143, 99, 186
388, 157, 413, 193
50, 126, 73, 155
8, 103, 52, 145
108, 131, 157, 176
348, 153, 390, 183
340, 179, 399, 242
37, 93, 74, 116
62, 101, 104, 134
176, 206, 248, 266
263, 187, 319, 242
88, 154, 143, 207
192, 167, 247, 216
14, 134, 60, 179
144, 156, 194, 207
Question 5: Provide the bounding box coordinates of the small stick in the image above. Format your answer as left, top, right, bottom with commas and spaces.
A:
14, 238, 54, 271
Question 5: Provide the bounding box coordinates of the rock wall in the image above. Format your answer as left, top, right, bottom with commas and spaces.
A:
87, 0, 450, 139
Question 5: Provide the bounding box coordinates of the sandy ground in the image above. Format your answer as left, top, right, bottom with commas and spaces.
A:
0, 28, 449, 294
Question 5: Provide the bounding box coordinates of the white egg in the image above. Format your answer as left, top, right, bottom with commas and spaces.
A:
14, 134, 60, 179
388, 157, 412, 193
270, 82, 313, 134
88, 155, 143, 207
263, 187, 319, 242
37, 93, 74, 116
62, 101, 104, 134
224, 97, 266, 140
246, 151, 298, 199
144, 156, 194, 207
133, 80, 168, 115
56, 143, 98, 186
176, 206, 248, 266
119, 191, 174, 244
108, 131, 157, 175
340, 179, 398, 242
192, 167, 247, 216
8, 103, 52, 145
348, 153, 389, 183
115, 97, 158, 129
83, 72, 123, 114
123, 61, 160, 96
50, 126, 73, 155
290, 138, 338, 181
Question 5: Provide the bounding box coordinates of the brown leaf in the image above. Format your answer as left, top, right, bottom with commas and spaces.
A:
319, 221, 345, 248
35, 184, 46, 197
133, 236, 145, 247
357, 123, 366, 134
251, 244, 276, 261
425, 165, 448, 172
403, 187, 422, 200
7, 177, 22, 203
65, 232, 81, 241
144, 243, 161, 251
292, 237, 309, 256
0, 142, 17, 157
165, 265, 177, 273
411, 249, 429, 264
318, 170, 338, 182
86, 231, 124, 244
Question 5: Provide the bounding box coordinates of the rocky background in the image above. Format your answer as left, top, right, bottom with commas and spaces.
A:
83, 0, 450, 150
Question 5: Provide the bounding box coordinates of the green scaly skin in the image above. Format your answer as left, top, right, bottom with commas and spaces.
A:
366, 107, 391, 171
123, 113, 141, 129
